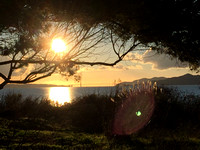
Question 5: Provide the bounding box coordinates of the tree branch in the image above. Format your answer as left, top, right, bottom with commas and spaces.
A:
0, 73, 7, 81
0, 43, 139, 67
8, 66, 57, 84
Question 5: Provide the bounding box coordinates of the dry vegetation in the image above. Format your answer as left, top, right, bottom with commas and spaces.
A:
0, 87, 200, 149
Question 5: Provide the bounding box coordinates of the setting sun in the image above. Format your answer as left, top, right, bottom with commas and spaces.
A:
51, 38, 67, 53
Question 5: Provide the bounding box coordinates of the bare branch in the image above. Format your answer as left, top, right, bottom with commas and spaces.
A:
9, 66, 57, 84
0, 20, 143, 89
110, 30, 120, 57
0, 73, 7, 81
24, 65, 55, 81
0, 41, 139, 68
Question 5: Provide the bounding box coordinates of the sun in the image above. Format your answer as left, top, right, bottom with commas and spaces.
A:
51, 38, 67, 53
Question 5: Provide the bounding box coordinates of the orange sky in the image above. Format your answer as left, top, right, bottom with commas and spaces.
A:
32, 48, 198, 87
1, 26, 198, 87
34, 59, 196, 87
0, 40, 198, 87
0, 59, 196, 87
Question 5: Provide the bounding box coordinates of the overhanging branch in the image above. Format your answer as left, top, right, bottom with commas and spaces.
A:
0, 73, 7, 81
9, 66, 57, 84
0, 43, 139, 67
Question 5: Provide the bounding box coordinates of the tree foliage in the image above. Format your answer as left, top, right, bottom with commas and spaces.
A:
50, 0, 200, 69
0, 0, 139, 88
0, 0, 199, 88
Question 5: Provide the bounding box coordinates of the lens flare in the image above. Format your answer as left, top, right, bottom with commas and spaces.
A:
113, 85, 155, 135
136, 111, 142, 117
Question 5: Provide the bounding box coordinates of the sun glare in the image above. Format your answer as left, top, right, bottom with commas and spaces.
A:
51, 38, 67, 53
49, 87, 71, 105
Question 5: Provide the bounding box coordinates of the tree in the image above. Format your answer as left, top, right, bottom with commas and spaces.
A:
0, 0, 140, 89
0, 0, 199, 89
49, 0, 200, 70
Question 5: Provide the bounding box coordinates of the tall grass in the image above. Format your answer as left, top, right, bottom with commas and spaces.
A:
0, 88, 200, 149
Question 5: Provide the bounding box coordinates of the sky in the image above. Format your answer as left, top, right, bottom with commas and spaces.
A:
32, 50, 197, 87
0, 28, 198, 87
0, 49, 198, 87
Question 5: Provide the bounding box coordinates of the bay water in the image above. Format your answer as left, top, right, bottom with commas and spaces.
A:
0, 85, 199, 104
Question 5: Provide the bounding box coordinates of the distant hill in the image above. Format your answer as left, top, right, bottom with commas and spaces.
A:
118, 74, 200, 86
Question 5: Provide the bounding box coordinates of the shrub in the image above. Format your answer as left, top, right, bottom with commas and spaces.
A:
67, 94, 115, 133
149, 86, 200, 129
0, 88, 199, 135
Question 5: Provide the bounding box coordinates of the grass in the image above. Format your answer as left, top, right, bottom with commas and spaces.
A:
0, 87, 200, 149
1, 121, 200, 150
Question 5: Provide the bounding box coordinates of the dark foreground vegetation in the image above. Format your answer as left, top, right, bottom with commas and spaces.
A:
0, 87, 200, 149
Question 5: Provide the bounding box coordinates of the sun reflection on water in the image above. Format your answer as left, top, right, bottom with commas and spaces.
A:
49, 87, 71, 105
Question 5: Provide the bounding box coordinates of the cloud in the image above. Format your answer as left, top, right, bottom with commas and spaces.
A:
78, 63, 143, 73
143, 51, 188, 70
113, 64, 143, 70
0, 56, 10, 77
0, 65, 9, 76
126, 50, 188, 70
9, 64, 42, 80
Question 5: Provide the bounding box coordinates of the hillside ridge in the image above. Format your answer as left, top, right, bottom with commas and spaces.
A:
119, 74, 200, 86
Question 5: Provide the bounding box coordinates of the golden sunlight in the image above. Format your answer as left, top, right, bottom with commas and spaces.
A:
49, 87, 71, 105
51, 38, 67, 53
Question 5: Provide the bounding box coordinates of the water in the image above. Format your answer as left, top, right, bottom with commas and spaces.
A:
0, 85, 199, 105
0, 86, 117, 105
164, 85, 200, 96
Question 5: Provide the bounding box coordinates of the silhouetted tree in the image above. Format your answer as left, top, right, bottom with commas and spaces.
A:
49, 0, 200, 70
0, 0, 141, 89
0, 0, 199, 88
